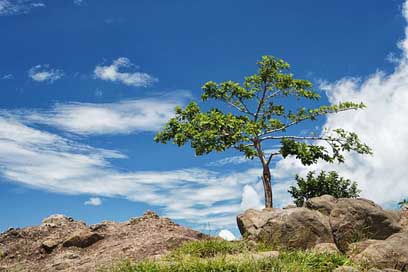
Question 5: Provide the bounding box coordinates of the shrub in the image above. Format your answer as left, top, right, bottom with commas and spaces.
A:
288, 171, 360, 207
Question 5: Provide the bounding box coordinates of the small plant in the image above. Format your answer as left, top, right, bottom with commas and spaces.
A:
288, 171, 361, 207
398, 198, 408, 208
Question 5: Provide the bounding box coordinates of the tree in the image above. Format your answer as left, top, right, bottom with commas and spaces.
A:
288, 171, 361, 207
154, 56, 372, 208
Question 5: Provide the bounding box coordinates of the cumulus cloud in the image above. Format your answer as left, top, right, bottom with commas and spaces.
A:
28, 65, 63, 83
267, 1, 408, 207
84, 197, 102, 206
218, 229, 236, 241
0, 0, 44, 16
11, 93, 190, 135
240, 185, 263, 211
94, 57, 157, 87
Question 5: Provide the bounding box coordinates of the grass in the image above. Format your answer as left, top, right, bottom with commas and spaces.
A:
99, 240, 359, 272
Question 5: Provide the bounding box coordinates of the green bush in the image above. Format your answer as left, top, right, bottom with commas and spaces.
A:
288, 171, 360, 207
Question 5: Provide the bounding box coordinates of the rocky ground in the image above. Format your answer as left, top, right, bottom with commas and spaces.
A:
238, 195, 408, 271
0, 211, 207, 272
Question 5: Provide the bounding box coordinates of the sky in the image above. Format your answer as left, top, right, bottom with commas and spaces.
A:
0, 0, 408, 238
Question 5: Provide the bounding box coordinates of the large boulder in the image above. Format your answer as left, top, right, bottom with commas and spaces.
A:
304, 195, 337, 215
237, 208, 334, 250
349, 232, 408, 270
329, 198, 401, 252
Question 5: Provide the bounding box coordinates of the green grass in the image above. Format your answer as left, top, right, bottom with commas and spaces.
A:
99, 240, 358, 272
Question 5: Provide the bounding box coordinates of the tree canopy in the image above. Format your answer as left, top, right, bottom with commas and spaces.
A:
155, 56, 372, 208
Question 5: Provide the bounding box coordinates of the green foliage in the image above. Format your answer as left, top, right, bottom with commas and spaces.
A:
101, 250, 355, 272
170, 239, 250, 258
288, 171, 361, 207
155, 55, 371, 207
399, 198, 408, 208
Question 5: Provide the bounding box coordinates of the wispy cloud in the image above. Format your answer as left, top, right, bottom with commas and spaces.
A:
28, 64, 63, 83
73, 0, 85, 6
94, 57, 157, 87
12, 94, 189, 135
1, 74, 13, 80
0, 107, 260, 229
84, 197, 102, 206
0, 0, 44, 16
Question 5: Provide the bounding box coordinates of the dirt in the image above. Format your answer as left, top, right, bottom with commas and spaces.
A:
0, 211, 207, 271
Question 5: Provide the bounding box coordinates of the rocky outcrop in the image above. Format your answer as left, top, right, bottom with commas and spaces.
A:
237, 207, 334, 250
0, 211, 207, 272
238, 195, 403, 259
304, 194, 337, 215
329, 198, 401, 252
348, 231, 408, 270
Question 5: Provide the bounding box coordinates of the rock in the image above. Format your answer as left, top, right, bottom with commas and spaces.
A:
42, 215, 74, 226
329, 198, 401, 252
400, 206, 408, 230
304, 194, 337, 215
62, 231, 104, 248
283, 204, 296, 209
312, 243, 339, 254
237, 208, 334, 250
350, 232, 408, 270
143, 210, 160, 219
347, 239, 379, 256
333, 265, 359, 272
41, 239, 60, 253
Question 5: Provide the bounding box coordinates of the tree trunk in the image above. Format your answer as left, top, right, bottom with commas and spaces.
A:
262, 165, 273, 208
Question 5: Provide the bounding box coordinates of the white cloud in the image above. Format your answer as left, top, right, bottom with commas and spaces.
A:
1, 74, 13, 80
84, 197, 102, 206
218, 229, 236, 241
0, 112, 261, 229
0, 0, 44, 16
94, 57, 157, 87
73, 0, 85, 6
240, 184, 263, 211
267, 1, 408, 208
28, 65, 63, 83
14, 93, 189, 135
208, 155, 251, 167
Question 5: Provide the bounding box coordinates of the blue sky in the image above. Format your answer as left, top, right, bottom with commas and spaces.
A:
1, 0, 408, 237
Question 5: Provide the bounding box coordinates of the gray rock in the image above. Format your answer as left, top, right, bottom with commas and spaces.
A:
42, 214, 74, 226
333, 265, 359, 272
62, 230, 103, 248
312, 242, 339, 254
304, 194, 337, 215
329, 198, 401, 252
237, 208, 334, 250
41, 239, 60, 253
350, 231, 408, 270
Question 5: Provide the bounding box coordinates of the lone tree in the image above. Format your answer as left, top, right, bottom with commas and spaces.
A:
154, 56, 371, 208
